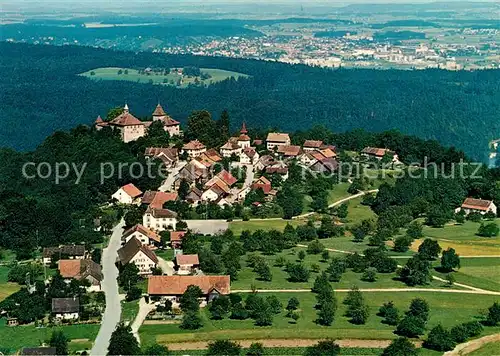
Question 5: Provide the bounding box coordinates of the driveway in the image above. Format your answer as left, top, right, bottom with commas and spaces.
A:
91, 219, 125, 356
131, 297, 155, 344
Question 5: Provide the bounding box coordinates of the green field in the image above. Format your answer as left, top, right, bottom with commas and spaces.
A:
0, 319, 100, 351
140, 292, 500, 345
0, 265, 20, 302
345, 198, 377, 226
468, 341, 500, 356
121, 300, 140, 323
80, 67, 249, 88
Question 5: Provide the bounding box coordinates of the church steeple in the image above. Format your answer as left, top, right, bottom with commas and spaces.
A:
240, 122, 248, 134
124, 103, 129, 113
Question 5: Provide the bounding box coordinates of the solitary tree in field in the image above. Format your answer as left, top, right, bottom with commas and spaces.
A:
440, 248, 460, 272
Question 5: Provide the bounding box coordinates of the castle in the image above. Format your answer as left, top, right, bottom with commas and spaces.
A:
94, 103, 181, 143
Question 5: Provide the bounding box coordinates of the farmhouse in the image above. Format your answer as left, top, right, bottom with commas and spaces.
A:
240, 147, 259, 165
122, 224, 162, 247
266, 132, 291, 150
112, 183, 143, 204
143, 206, 178, 231
175, 254, 200, 274
361, 147, 399, 162
117, 237, 159, 275
148, 275, 230, 303
277, 145, 302, 158
252, 176, 272, 194
182, 140, 207, 158
303, 140, 323, 151
52, 298, 80, 320
170, 231, 186, 249
58, 259, 103, 291
42, 245, 85, 266
455, 198, 497, 216
186, 187, 203, 205
152, 103, 181, 136
220, 138, 241, 158
144, 147, 178, 167
107, 104, 146, 143
141, 190, 178, 209
310, 157, 339, 174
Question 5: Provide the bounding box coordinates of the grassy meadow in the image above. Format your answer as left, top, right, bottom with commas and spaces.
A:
80, 67, 249, 88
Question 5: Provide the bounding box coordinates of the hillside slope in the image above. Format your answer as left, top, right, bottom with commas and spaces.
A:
1, 42, 499, 160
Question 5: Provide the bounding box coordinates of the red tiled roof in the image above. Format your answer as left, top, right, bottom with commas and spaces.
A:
461, 198, 494, 211
217, 170, 237, 187
303, 140, 323, 148
221, 138, 240, 151
149, 191, 178, 209
152, 104, 166, 116
277, 145, 301, 156
148, 275, 230, 295
175, 254, 200, 266
183, 140, 206, 150
95, 115, 104, 124
123, 224, 161, 243
204, 148, 222, 162
362, 147, 393, 157
243, 147, 257, 158
58, 260, 81, 278
267, 132, 290, 143
170, 231, 186, 242
109, 111, 143, 126
238, 134, 251, 141
145, 207, 178, 219
319, 148, 337, 158
240, 122, 248, 134
121, 183, 143, 198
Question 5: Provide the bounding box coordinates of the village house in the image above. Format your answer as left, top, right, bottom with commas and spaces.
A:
277, 145, 302, 158
220, 138, 241, 158
455, 198, 497, 216
298, 151, 317, 167
148, 275, 230, 304
266, 132, 291, 150
319, 147, 337, 159
58, 259, 103, 292
361, 147, 399, 162
175, 254, 200, 275
117, 237, 159, 275
141, 190, 178, 209
202, 170, 237, 202
186, 187, 203, 206
42, 245, 85, 266
122, 224, 162, 248
240, 147, 259, 165
52, 298, 80, 320
199, 149, 223, 166
170, 231, 186, 249
310, 157, 339, 174
144, 147, 179, 168
303, 140, 323, 151
143, 207, 178, 231
152, 103, 181, 136
255, 155, 277, 171
174, 162, 209, 189
106, 104, 146, 143
182, 140, 207, 158
112, 183, 143, 205
252, 176, 272, 194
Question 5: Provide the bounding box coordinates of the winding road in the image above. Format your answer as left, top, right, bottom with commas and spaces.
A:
91, 219, 125, 356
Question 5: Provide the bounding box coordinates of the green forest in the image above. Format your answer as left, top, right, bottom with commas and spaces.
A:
1, 42, 500, 161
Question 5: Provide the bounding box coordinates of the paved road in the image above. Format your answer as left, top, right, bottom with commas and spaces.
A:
186, 219, 229, 234
244, 164, 254, 189
294, 189, 379, 219
91, 219, 125, 356
159, 162, 186, 192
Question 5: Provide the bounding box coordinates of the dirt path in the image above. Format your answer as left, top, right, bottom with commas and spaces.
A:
443, 333, 500, 356
165, 338, 421, 351
231, 288, 500, 296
